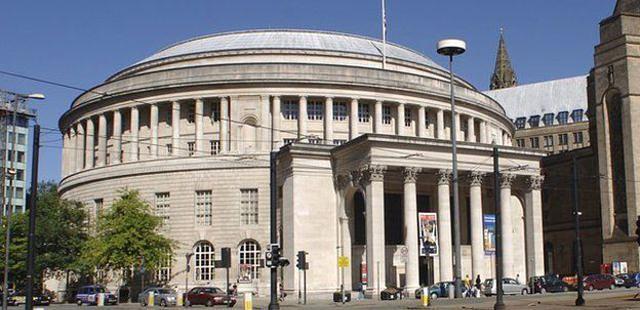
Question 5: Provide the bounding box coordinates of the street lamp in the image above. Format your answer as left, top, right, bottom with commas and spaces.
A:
436, 39, 466, 298
0, 90, 44, 310
185, 252, 194, 305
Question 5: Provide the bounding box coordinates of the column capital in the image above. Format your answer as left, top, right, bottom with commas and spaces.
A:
272, 95, 280, 100
361, 164, 386, 184
335, 173, 352, 190
402, 167, 421, 183
528, 175, 545, 191
437, 169, 452, 185
500, 173, 516, 189
469, 171, 485, 186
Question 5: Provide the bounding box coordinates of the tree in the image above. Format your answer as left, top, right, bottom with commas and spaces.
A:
80, 189, 175, 292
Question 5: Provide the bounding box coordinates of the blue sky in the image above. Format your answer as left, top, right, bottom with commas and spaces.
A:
0, 0, 615, 183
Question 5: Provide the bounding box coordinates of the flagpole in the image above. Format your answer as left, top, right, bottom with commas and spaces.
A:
381, 0, 386, 69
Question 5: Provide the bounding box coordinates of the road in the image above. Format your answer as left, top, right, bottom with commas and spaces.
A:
35, 287, 640, 309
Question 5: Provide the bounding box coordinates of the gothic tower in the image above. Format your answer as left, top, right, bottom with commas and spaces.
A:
490, 29, 518, 90
590, 0, 640, 269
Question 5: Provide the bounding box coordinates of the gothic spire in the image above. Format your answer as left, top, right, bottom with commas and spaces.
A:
490, 28, 517, 90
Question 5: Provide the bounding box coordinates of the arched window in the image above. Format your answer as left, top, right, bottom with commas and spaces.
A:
194, 241, 215, 281
238, 240, 261, 281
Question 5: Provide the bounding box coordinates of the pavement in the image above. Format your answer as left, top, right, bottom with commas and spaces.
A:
33, 287, 640, 309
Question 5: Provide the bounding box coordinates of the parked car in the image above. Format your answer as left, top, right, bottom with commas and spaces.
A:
615, 273, 640, 288
75, 285, 118, 306
483, 278, 529, 296
532, 275, 570, 293
185, 287, 236, 307
6, 290, 51, 306
562, 275, 578, 289
380, 286, 402, 300
138, 287, 178, 307
583, 274, 616, 291
414, 281, 469, 300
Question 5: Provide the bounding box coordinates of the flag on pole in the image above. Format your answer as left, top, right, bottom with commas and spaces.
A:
381, 0, 387, 69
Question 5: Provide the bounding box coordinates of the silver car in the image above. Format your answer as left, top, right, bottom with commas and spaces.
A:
138, 287, 178, 307
483, 278, 529, 296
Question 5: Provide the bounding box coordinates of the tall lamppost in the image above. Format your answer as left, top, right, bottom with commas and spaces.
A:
436, 39, 466, 298
185, 252, 194, 306
0, 90, 44, 310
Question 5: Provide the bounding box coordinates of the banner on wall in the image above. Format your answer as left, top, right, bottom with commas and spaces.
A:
418, 212, 438, 257
483, 214, 496, 254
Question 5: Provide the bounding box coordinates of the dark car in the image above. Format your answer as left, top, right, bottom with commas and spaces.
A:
75, 285, 118, 305
616, 273, 640, 288
7, 290, 52, 306
583, 274, 616, 291
380, 286, 402, 300
185, 287, 236, 307
533, 275, 570, 293
415, 281, 469, 300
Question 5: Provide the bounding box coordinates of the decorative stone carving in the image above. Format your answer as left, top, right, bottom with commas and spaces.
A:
350, 169, 363, 188
469, 171, 485, 187
360, 164, 386, 184
402, 167, 421, 183
335, 173, 352, 190
436, 169, 451, 185
500, 173, 516, 189
528, 175, 545, 191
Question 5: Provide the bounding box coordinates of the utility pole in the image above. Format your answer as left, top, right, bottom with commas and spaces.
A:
573, 155, 585, 306
493, 146, 505, 310
25, 124, 40, 310
269, 151, 279, 310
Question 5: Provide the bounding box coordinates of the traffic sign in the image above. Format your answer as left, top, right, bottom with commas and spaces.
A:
338, 256, 350, 268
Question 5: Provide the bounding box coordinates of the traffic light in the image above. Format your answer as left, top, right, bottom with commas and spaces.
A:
635, 216, 640, 246
220, 247, 231, 268
296, 251, 307, 270
265, 244, 290, 268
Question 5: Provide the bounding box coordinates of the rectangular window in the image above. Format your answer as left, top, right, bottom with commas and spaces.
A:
542, 113, 555, 126
528, 115, 541, 128
187, 105, 195, 124
530, 137, 540, 148
382, 106, 392, 124
307, 100, 323, 120
94, 198, 104, 219
514, 117, 526, 129
195, 190, 212, 226
157, 256, 172, 282
556, 111, 569, 125
558, 133, 568, 145
166, 144, 173, 155
211, 102, 220, 122
333, 139, 347, 145
573, 132, 584, 144
283, 138, 296, 145
333, 102, 347, 121
17, 133, 25, 145
17, 151, 24, 163
571, 109, 584, 123
516, 138, 525, 148
210, 140, 220, 155
155, 192, 171, 228
544, 135, 554, 148
404, 108, 412, 127
240, 189, 259, 225
187, 142, 195, 156
15, 187, 23, 198
358, 103, 370, 123
424, 111, 430, 128
308, 138, 322, 145
282, 99, 298, 120
16, 169, 24, 181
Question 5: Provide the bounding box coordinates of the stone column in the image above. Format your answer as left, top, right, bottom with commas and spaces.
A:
261, 95, 271, 151
437, 169, 453, 282
469, 171, 485, 280
467, 116, 476, 142
61, 130, 68, 176
68, 127, 77, 173
150, 103, 159, 158
417, 106, 426, 138
324, 97, 333, 143
525, 175, 545, 278
298, 96, 308, 140
195, 98, 204, 155
455, 113, 461, 141
75, 122, 85, 171
403, 167, 421, 291
349, 98, 358, 139
112, 109, 122, 164
500, 173, 515, 278
363, 165, 387, 294
171, 101, 180, 156
220, 97, 229, 153
374, 100, 382, 134
436, 108, 445, 139
97, 114, 107, 166
130, 106, 139, 162
85, 118, 95, 168
479, 121, 487, 144
272, 96, 281, 150
396, 102, 405, 136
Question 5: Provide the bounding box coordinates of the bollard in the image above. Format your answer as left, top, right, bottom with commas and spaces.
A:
244, 292, 253, 310
176, 292, 183, 307
148, 291, 154, 307
421, 287, 429, 307
448, 284, 455, 299
97, 293, 105, 307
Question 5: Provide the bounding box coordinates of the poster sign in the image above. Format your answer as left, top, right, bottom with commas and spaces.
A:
483, 214, 496, 254
418, 212, 438, 257
612, 261, 628, 275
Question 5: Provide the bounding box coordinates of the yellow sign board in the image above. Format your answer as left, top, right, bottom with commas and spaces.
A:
338, 256, 350, 267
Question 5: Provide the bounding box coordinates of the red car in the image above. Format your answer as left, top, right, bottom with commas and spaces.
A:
583, 274, 616, 291
185, 287, 236, 307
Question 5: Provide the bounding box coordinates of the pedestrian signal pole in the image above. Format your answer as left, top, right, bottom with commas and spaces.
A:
573, 155, 585, 306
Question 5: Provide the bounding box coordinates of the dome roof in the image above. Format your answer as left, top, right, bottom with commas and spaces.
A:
134, 29, 444, 70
